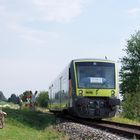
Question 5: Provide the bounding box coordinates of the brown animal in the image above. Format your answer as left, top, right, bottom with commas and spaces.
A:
0, 110, 7, 128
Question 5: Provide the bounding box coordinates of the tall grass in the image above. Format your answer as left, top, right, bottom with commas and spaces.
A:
0, 108, 68, 140
106, 116, 140, 125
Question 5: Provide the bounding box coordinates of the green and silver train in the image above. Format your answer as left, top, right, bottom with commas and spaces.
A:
48, 59, 120, 119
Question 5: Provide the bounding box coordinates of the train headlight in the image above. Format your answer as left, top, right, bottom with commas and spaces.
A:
111, 90, 115, 97
79, 90, 83, 96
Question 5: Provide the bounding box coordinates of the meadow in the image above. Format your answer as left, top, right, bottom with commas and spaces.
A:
0, 102, 139, 140
0, 105, 68, 140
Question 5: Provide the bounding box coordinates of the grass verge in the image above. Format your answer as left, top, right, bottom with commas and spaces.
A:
0, 108, 68, 140
105, 116, 140, 125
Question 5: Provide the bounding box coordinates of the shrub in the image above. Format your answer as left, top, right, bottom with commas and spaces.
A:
36, 91, 49, 108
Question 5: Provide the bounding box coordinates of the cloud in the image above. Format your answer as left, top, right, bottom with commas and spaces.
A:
8, 23, 60, 44
128, 8, 140, 17
0, 0, 90, 43
0, 0, 89, 24
31, 0, 89, 23
0, 3, 61, 44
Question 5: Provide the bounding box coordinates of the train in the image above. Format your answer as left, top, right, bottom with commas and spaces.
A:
48, 59, 120, 119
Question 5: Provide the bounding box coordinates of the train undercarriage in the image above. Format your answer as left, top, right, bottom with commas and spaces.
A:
71, 97, 120, 119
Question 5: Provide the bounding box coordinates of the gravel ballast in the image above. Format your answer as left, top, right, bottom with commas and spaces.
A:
55, 118, 129, 140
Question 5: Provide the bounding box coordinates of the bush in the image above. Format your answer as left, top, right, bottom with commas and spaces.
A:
122, 91, 140, 121
20, 91, 32, 102
36, 91, 49, 108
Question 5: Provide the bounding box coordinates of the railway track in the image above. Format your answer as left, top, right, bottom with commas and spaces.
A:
56, 114, 140, 139
86, 120, 140, 139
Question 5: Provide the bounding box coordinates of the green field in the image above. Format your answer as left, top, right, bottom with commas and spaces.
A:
106, 116, 140, 125
1, 102, 139, 140
0, 107, 68, 140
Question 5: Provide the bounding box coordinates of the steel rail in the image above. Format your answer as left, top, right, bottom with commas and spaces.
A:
56, 114, 140, 139
86, 120, 140, 139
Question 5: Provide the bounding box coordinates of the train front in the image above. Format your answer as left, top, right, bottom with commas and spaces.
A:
73, 59, 120, 119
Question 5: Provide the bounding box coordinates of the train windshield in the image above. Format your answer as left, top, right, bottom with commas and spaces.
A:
75, 62, 115, 89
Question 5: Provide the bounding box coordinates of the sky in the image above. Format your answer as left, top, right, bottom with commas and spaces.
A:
0, 0, 140, 98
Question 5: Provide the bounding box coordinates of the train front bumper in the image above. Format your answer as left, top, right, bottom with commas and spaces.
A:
74, 97, 120, 119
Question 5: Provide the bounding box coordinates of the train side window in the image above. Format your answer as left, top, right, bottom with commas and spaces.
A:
69, 69, 71, 80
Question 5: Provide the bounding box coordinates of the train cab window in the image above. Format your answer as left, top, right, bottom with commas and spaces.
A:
75, 62, 115, 89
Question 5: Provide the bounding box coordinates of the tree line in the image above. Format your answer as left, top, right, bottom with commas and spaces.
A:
0, 91, 49, 108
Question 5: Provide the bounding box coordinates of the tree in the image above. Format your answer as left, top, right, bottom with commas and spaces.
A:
120, 31, 140, 120
20, 91, 32, 102
36, 91, 49, 108
0, 91, 7, 101
8, 94, 20, 104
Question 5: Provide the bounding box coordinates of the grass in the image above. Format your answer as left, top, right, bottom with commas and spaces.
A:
105, 116, 140, 126
0, 101, 19, 109
0, 108, 69, 140
2, 101, 139, 140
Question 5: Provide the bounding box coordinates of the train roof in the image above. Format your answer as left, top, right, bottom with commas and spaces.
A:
71, 58, 115, 63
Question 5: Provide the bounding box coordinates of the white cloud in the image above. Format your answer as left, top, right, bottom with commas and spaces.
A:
0, 0, 89, 24
8, 23, 60, 44
31, 0, 89, 23
0, 3, 61, 44
0, 0, 89, 44
128, 8, 140, 17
